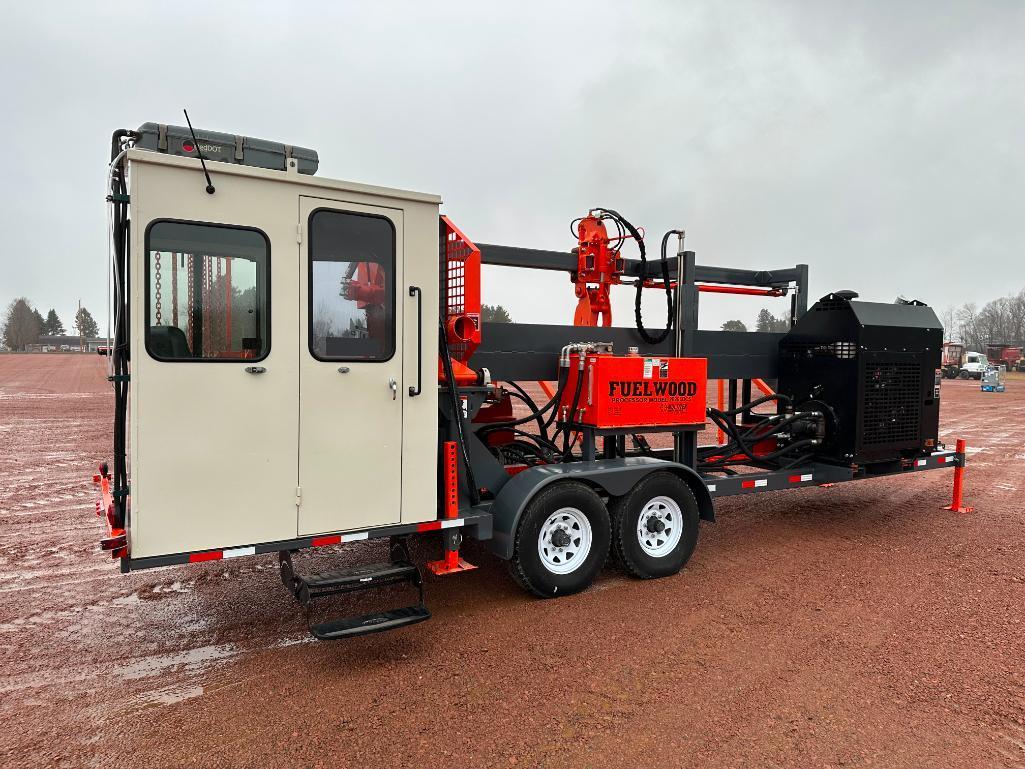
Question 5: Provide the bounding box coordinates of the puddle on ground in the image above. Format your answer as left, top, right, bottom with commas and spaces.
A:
116, 643, 239, 681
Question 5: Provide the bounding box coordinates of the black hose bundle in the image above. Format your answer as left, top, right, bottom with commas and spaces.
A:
699, 393, 821, 473
559, 363, 585, 460
593, 208, 675, 345
439, 318, 481, 506
108, 130, 133, 529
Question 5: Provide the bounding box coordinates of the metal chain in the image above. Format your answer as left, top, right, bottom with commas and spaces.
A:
187, 256, 194, 349
154, 252, 163, 325
171, 253, 179, 328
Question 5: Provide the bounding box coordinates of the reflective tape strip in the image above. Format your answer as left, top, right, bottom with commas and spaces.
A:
742, 479, 768, 489
189, 551, 222, 563
706, 484, 717, 492
417, 521, 443, 532
343, 532, 369, 542
789, 474, 813, 483
916, 459, 928, 467
440, 519, 464, 529
223, 546, 255, 559
312, 535, 341, 547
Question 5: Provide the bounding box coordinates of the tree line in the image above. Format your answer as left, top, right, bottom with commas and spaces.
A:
2, 298, 99, 351
720, 308, 790, 333
718, 291, 1025, 351
940, 287, 1025, 350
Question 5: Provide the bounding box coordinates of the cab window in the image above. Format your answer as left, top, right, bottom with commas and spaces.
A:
145, 221, 270, 361
308, 209, 395, 361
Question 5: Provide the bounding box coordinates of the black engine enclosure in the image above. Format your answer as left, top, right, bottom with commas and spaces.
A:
777, 294, 942, 466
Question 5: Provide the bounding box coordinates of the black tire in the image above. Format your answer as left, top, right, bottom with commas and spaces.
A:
610, 472, 699, 579
508, 481, 610, 598
959, 370, 969, 379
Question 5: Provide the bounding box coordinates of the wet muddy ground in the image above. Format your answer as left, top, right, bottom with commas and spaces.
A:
1, 354, 1023, 768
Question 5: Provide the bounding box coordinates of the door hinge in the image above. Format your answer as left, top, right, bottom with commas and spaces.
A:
296, 223, 303, 244
295, 486, 302, 507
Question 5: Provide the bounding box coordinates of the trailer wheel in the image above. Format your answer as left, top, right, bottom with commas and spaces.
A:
610, 472, 699, 579
509, 481, 610, 598
958, 370, 969, 379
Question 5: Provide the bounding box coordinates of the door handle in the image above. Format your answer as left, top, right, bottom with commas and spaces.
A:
408, 285, 423, 396
245, 366, 266, 374
389, 378, 397, 400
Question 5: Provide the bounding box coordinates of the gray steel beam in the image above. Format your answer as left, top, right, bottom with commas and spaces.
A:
477, 243, 803, 288
470, 323, 783, 381
476, 243, 577, 272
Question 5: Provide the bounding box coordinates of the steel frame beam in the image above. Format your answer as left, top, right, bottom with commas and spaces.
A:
477, 243, 808, 293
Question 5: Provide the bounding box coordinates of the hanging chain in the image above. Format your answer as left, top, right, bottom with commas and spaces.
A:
154, 252, 163, 325
171, 253, 179, 328
187, 256, 194, 350
203, 257, 211, 357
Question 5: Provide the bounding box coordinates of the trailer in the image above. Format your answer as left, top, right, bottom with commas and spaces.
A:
93, 122, 966, 639
986, 343, 1025, 373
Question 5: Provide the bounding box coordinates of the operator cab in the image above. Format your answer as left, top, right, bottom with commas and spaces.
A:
120, 127, 441, 562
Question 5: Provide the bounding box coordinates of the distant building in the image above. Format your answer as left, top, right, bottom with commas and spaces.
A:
24, 335, 107, 353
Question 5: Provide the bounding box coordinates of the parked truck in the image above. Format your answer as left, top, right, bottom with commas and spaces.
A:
91, 122, 963, 640
941, 342, 965, 378
986, 344, 1025, 373
941, 343, 990, 379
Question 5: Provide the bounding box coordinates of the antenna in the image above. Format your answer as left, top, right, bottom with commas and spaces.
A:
183, 109, 215, 195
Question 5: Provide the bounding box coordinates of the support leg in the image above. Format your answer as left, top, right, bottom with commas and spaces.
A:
943, 438, 974, 513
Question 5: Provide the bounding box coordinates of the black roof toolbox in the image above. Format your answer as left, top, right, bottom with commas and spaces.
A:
135, 122, 318, 175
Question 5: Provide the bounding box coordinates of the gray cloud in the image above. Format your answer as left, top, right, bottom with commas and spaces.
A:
1, 1, 1021, 333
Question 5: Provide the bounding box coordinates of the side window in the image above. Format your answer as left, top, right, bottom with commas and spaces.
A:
308, 209, 395, 361
145, 221, 270, 361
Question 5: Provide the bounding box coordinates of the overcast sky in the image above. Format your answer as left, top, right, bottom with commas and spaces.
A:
1, 1, 1022, 335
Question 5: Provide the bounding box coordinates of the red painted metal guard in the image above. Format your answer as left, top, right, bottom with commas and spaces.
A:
439, 216, 481, 364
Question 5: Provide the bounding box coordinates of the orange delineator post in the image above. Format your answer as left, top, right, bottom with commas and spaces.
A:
427, 441, 476, 575
944, 438, 974, 513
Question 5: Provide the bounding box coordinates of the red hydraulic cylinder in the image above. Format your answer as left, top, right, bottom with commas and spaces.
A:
697, 284, 785, 297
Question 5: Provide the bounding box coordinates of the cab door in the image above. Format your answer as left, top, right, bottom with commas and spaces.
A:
133, 217, 298, 558
298, 198, 404, 535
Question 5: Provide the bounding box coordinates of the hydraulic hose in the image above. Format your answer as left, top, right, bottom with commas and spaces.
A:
700, 407, 821, 468
496, 427, 564, 460
440, 318, 480, 506
108, 130, 134, 530
712, 392, 792, 417
477, 371, 567, 436
594, 207, 675, 345
559, 359, 586, 460
699, 438, 819, 469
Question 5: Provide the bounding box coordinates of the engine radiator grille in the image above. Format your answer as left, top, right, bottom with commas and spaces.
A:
861, 362, 921, 445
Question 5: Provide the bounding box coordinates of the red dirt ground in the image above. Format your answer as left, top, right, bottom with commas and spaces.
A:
1, 354, 1023, 768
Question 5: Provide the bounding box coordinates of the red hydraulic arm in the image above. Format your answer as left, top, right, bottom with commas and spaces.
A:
573, 214, 625, 327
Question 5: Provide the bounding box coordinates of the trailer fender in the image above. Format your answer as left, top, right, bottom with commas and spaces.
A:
487, 457, 713, 560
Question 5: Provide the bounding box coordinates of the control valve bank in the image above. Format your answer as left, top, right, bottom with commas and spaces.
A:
93, 122, 964, 639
